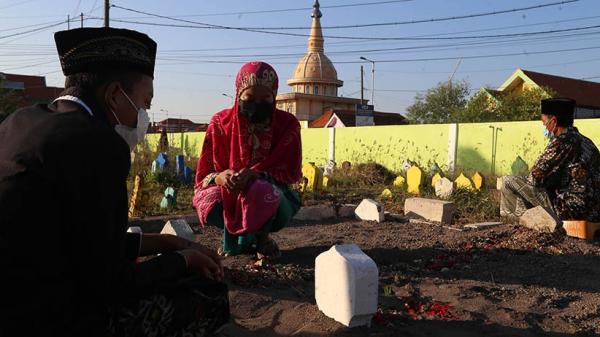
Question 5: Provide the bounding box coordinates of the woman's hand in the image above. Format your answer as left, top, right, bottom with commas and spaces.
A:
215, 169, 235, 190
229, 168, 257, 191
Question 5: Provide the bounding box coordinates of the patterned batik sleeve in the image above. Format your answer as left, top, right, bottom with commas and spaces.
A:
528, 137, 576, 189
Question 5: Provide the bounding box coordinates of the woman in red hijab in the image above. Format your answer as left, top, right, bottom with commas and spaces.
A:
193, 61, 302, 258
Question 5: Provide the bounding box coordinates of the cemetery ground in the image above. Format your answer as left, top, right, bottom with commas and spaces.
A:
130, 160, 600, 336
132, 212, 600, 336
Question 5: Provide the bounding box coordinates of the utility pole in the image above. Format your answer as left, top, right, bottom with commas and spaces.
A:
180, 113, 184, 155
80, 13, 84, 28
360, 65, 364, 105
67, 15, 70, 30
370, 62, 375, 105
104, 0, 110, 27
360, 56, 375, 106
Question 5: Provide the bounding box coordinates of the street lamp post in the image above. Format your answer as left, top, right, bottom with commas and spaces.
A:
360, 56, 375, 106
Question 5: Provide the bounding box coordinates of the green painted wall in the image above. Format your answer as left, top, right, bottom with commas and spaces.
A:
456, 121, 546, 176
146, 119, 600, 176
301, 128, 329, 166
145, 132, 205, 157
335, 124, 449, 172
145, 129, 327, 164
457, 119, 600, 176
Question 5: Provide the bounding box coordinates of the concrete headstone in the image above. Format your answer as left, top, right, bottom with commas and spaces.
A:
430, 162, 442, 174
380, 188, 393, 200
127, 226, 142, 234
294, 205, 336, 221
435, 177, 454, 199
519, 206, 560, 233
338, 204, 357, 218
355, 199, 385, 223
156, 153, 169, 171
472, 172, 484, 190
404, 197, 456, 224
183, 166, 194, 185
406, 166, 422, 194
315, 244, 378, 328
324, 160, 336, 176
393, 175, 406, 188
161, 219, 195, 242
401, 159, 412, 173
322, 176, 331, 190
176, 155, 185, 177
302, 162, 323, 193
160, 187, 177, 209
454, 173, 473, 190
431, 173, 442, 188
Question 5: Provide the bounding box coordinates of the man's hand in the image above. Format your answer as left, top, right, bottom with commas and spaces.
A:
179, 249, 224, 281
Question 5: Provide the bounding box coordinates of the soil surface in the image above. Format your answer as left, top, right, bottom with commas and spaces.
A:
131, 214, 600, 337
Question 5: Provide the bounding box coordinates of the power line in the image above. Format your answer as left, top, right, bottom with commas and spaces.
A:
0, 0, 37, 11
152, 29, 600, 59
105, 4, 586, 41
112, 1, 579, 32
116, 0, 415, 18
151, 32, 600, 64
0, 19, 69, 33
0, 19, 74, 40
149, 44, 600, 65
5, 14, 598, 53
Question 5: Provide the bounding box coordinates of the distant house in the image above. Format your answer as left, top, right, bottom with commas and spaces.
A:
0, 72, 64, 109
473, 69, 600, 119
308, 108, 408, 128
150, 118, 207, 133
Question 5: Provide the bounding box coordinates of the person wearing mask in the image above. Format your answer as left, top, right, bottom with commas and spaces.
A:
500, 98, 600, 223
193, 61, 302, 259
0, 27, 228, 337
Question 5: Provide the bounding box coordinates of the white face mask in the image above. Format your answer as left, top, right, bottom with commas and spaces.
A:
112, 88, 150, 152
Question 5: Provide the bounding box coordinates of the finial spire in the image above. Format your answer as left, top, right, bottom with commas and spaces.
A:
312, 0, 322, 19
308, 0, 324, 52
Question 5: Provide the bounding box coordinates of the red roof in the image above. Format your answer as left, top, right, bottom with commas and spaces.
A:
309, 109, 408, 128
3, 73, 46, 87
522, 69, 600, 109
156, 118, 196, 126
1, 72, 63, 108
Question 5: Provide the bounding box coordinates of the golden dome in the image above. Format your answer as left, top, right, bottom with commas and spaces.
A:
288, 52, 342, 87
287, 0, 343, 88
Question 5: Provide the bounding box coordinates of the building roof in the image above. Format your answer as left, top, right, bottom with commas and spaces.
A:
156, 118, 196, 125
499, 69, 600, 109
309, 109, 408, 128
276, 92, 363, 104
1, 72, 63, 108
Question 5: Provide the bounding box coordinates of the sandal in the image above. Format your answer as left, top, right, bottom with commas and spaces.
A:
256, 238, 281, 260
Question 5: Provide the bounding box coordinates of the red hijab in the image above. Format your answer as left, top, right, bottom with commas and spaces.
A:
195, 61, 302, 228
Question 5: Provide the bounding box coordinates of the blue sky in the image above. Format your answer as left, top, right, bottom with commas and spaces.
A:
1, 0, 599, 123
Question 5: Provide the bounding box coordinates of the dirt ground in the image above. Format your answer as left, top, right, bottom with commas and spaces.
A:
132, 213, 600, 337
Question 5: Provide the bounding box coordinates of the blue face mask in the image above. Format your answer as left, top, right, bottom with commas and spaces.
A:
543, 119, 555, 140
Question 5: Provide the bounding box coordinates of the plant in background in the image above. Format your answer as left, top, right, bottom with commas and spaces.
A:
0, 77, 22, 123
406, 80, 470, 124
